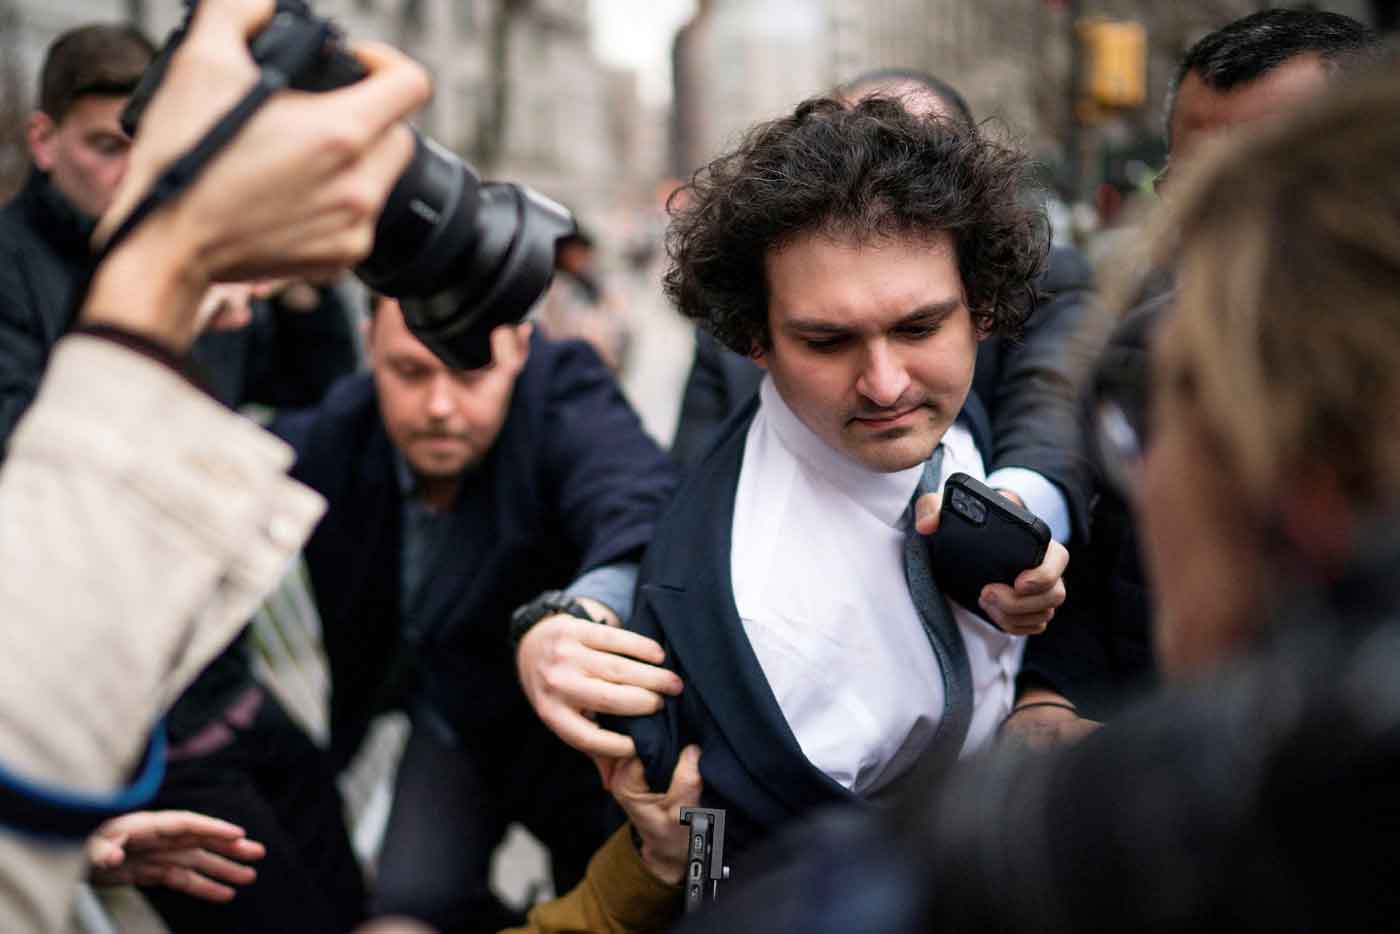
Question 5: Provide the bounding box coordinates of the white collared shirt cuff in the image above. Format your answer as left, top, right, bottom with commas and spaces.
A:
986, 467, 1071, 544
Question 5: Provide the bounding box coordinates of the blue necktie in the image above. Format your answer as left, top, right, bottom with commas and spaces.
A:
902, 445, 974, 772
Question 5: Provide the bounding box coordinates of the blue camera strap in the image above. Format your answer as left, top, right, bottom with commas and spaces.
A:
0, 725, 166, 841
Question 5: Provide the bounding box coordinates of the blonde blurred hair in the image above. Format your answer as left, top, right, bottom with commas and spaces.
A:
1137, 69, 1400, 514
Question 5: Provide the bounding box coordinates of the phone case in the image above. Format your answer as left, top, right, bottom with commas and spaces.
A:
925, 472, 1051, 627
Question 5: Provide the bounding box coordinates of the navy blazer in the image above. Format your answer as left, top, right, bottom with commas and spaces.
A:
273, 336, 678, 766
613, 390, 992, 863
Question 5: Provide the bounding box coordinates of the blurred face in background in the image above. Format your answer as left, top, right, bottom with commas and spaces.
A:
27, 95, 132, 218
368, 298, 530, 499
1168, 54, 1330, 168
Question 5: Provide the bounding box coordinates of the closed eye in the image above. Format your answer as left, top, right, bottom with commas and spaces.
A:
804, 335, 850, 353
895, 322, 938, 339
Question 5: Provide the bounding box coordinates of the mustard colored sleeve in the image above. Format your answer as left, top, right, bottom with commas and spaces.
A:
501, 824, 681, 934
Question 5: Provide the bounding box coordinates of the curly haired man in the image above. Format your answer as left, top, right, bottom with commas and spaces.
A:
516, 95, 1070, 863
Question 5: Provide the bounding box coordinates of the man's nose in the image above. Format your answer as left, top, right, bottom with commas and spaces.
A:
855, 341, 911, 408
425, 373, 456, 418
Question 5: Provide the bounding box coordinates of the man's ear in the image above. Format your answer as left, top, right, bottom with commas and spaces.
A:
974, 314, 994, 343
749, 338, 769, 371
26, 112, 57, 170
484, 322, 531, 375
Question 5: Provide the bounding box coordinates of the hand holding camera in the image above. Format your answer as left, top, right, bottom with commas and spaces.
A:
85, 0, 428, 351
104, 0, 575, 367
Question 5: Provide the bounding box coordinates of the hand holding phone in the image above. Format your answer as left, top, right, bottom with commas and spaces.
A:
925, 473, 1053, 630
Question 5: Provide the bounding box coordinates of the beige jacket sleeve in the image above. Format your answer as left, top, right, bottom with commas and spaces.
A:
501, 825, 681, 934
0, 335, 324, 932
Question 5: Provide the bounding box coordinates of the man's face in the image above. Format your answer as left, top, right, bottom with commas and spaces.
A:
27, 95, 132, 219
1169, 53, 1330, 166
368, 298, 530, 481
756, 231, 980, 472
1137, 326, 1262, 677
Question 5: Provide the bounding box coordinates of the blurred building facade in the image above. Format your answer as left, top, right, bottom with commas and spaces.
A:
0, 0, 663, 227
670, 0, 1384, 196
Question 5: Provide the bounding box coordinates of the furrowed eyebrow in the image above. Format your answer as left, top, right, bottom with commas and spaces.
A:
784, 299, 963, 337
784, 319, 852, 338
896, 299, 962, 327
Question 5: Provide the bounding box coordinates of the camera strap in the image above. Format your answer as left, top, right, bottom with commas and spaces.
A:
0, 725, 166, 840
95, 69, 289, 265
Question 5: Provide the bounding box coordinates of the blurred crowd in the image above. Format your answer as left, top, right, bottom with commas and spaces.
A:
2, 3, 1400, 933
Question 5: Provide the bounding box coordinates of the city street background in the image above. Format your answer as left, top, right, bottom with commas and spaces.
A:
1, 1, 1392, 930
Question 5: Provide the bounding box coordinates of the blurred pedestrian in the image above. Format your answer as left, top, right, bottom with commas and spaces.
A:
0, 23, 154, 438
0, 23, 360, 446
535, 228, 632, 372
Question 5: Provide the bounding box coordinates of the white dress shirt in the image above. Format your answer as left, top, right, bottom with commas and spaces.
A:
731, 378, 1024, 797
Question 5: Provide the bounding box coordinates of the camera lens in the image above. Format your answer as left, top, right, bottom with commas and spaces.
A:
357, 133, 575, 369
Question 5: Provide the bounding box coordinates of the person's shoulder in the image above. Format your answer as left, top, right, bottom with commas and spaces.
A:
0, 192, 24, 230
322, 369, 376, 409
527, 332, 609, 377
1040, 244, 1094, 295
0, 188, 41, 257
271, 371, 376, 442
514, 334, 621, 417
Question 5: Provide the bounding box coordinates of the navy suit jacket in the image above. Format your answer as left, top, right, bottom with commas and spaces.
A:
272, 336, 678, 766
613, 389, 993, 863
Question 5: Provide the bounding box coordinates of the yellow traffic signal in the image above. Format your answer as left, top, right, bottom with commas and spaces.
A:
1079, 18, 1147, 109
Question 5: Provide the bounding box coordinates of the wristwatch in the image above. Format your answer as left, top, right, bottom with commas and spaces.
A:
509, 589, 596, 648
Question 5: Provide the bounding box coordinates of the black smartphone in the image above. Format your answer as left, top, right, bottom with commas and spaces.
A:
926, 472, 1051, 627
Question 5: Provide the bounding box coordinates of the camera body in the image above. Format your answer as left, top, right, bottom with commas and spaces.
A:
679, 806, 729, 913
927, 472, 1051, 628
123, 0, 575, 369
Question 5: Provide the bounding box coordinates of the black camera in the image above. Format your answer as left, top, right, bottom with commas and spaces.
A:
122, 0, 575, 369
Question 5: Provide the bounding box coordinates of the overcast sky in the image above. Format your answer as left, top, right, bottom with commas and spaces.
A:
589, 0, 697, 106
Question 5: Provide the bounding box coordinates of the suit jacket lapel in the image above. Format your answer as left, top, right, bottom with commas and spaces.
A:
321, 419, 401, 629
957, 388, 993, 461
647, 397, 852, 815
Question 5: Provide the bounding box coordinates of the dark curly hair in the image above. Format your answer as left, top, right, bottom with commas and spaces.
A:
664, 96, 1048, 356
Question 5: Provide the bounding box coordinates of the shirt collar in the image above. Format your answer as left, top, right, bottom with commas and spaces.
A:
759, 377, 924, 529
